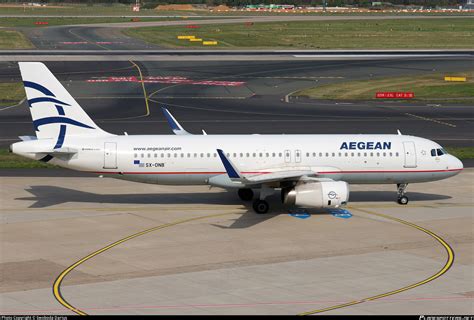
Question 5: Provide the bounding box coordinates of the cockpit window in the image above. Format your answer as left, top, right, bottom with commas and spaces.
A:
432, 148, 447, 157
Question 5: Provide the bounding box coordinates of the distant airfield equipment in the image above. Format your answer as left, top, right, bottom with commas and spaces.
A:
444, 76, 467, 82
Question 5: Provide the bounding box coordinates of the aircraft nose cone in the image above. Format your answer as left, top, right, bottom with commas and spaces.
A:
448, 155, 463, 174
454, 156, 464, 170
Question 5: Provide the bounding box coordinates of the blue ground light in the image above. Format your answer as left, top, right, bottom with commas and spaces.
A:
288, 210, 311, 219
327, 208, 353, 219
288, 208, 352, 219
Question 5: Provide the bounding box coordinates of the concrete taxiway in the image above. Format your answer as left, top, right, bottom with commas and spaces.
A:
0, 169, 472, 314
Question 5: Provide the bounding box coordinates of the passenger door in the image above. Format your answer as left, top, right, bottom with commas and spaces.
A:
103, 142, 117, 169
403, 141, 417, 168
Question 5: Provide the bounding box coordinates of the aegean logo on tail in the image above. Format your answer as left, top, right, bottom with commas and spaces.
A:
340, 142, 391, 150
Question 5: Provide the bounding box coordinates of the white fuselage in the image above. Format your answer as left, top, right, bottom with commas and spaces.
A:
13, 134, 463, 187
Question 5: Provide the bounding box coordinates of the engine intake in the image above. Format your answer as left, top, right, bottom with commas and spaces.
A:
282, 181, 349, 208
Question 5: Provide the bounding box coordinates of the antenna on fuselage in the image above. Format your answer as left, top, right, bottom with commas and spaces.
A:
397, 129, 402, 135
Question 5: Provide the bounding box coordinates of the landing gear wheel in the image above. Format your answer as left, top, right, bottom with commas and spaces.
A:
252, 200, 269, 214
398, 196, 409, 205
396, 183, 409, 205
238, 188, 254, 201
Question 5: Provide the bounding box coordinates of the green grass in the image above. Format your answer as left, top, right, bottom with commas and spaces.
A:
0, 82, 25, 106
445, 147, 474, 160
0, 149, 56, 168
123, 18, 474, 49
0, 30, 34, 49
294, 71, 474, 104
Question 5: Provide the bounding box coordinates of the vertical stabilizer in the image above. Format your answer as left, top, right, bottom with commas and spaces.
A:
18, 62, 112, 145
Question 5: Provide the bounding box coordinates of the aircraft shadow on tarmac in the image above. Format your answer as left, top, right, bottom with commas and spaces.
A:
17, 186, 451, 229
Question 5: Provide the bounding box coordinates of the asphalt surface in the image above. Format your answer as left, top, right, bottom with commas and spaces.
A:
0, 58, 472, 151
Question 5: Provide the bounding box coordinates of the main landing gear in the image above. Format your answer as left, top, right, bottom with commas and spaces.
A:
237, 188, 254, 201
397, 183, 409, 205
252, 200, 269, 214
238, 187, 272, 214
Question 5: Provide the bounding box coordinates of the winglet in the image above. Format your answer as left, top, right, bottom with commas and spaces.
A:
162, 107, 190, 135
217, 149, 242, 181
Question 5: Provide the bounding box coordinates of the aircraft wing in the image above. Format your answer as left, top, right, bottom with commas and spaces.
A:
216, 149, 318, 186
244, 170, 316, 183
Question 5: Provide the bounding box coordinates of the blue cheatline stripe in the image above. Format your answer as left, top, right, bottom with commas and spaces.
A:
162, 108, 180, 131
23, 81, 55, 97
55, 105, 65, 115
39, 154, 53, 163
54, 125, 67, 149
217, 149, 240, 179
28, 97, 71, 107
33, 117, 95, 131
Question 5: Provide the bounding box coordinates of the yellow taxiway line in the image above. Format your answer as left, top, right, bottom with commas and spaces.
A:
129, 60, 150, 117
299, 207, 455, 315
52, 206, 454, 316
52, 212, 235, 315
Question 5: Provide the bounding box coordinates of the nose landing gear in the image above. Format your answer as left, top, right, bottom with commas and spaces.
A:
397, 183, 409, 205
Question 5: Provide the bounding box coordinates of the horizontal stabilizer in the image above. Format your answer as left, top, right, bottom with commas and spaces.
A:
34, 147, 77, 155
19, 136, 37, 141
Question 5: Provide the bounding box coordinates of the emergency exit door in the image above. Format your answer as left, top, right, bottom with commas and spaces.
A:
104, 142, 117, 169
284, 150, 291, 163
295, 149, 301, 163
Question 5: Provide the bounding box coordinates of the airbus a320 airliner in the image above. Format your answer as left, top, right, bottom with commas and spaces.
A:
10, 63, 463, 213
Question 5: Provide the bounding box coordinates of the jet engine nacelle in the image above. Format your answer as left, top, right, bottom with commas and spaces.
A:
282, 181, 349, 208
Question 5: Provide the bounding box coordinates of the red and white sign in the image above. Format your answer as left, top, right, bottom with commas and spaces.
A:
185, 25, 200, 29
376, 92, 414, 99
34, 21, 49, 25
132, 5, 140, 12
87, 76, 245, 87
